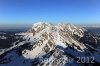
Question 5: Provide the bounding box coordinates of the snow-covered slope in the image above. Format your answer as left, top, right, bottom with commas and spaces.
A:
0, 22, 100, 66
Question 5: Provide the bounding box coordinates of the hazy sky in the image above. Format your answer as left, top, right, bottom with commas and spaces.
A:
0, 0, 100, 24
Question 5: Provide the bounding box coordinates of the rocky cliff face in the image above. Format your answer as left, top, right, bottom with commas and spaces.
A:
0, 22, 100, 66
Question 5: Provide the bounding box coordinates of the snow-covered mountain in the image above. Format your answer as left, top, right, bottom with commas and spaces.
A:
0, 22, 100, 66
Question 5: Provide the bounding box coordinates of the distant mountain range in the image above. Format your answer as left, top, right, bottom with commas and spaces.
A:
78, 24, 100, 28
0, 24, 32, 32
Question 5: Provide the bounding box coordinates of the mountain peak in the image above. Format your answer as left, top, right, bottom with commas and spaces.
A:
0, 22, 99, 66
32, 22, 50, 28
